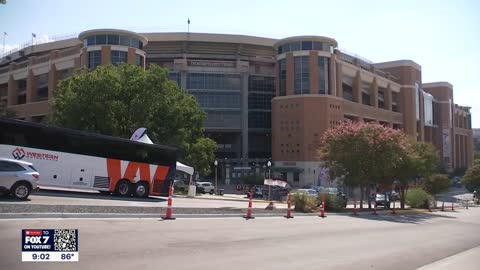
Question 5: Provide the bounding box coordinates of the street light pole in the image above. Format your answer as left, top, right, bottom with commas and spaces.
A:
267, 160, 272, 201
214, 159, 218, 195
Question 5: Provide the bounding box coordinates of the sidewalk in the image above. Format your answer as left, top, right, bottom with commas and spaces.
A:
416, 246, 480, 270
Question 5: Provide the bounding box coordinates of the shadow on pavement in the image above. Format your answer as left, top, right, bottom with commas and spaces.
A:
342, 210, 457, 224
0, 189, 167, 203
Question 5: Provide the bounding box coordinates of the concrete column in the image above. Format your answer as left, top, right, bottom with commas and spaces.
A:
401, 87, 417, 139
309, 51, 318, 94
80, 48, 87, 68
127, 48, 136, 65
385, 84, 393, 111
7, 74, 17, 106
463, 135, 467, 168
26, 70, 36, 103
241, 72, 249, 159
329, 54, 337, 96
370, 78, 378, 108
274, 62, 279, 97
455, 134, 460, 168
418, 90, 425, 141
336, 62, 343, 98
225, 164, 231, 185
101, 46, 111, 65
286, 53, 294, 96
180, 71, 187, 89
467, 132, 474, 167
48, 64, 58, 100
353, 71, 361, 103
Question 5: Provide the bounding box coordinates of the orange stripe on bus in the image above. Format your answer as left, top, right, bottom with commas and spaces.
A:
124, 162, 151, 181
107, 159, 122, 190
153, 166, 169, 181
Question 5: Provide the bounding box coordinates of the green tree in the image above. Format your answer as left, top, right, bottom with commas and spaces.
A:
393, 141, 439, 208
422, 174, 450, 205
319, 121, 408, 208
50, 64, 216, 176
462, 162, 480, 192
392, 140, 440, 209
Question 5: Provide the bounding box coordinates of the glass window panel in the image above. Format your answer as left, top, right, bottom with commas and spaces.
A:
279, 59, 286, 96
294, 56, 309, 94
290, 42, 301, 51
86, 36, 95, 46
119, 35, 130, 46
302, 41, 312, 50
187, 73, 241, 90
88, 50, 101, 70
318, 57, 329, 94
111, 50, 128, 65
313, 42, 323, 50
95, 34, 106, 45
107, 35, 119, 45
130, 38, 140, 49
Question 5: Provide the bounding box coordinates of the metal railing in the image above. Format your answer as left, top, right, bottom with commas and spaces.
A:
0, 32, 78, 59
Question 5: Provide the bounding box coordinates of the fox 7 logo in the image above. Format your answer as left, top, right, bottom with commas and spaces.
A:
12, 148, 26, 160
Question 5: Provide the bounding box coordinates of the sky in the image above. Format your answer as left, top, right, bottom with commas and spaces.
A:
1, 0, 479, 127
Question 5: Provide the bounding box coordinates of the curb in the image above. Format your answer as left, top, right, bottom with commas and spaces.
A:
173, 194, 287, 204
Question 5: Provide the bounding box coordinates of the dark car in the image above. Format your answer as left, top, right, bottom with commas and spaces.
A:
375, 193, 391, 209
319, 187, 347, 208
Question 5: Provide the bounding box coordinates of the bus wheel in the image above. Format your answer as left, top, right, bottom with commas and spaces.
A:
115, 180, 132, 197
134, 182, 149, 198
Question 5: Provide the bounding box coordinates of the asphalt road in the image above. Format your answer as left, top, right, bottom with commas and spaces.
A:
0, 207, 479, 270
0, 188, 287, 209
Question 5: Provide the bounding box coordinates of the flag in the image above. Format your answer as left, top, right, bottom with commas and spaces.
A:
188, 18, 190, 25
32, 33, 36, 38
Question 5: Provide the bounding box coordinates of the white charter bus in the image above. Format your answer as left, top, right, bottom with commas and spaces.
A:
0, 119, 177, 197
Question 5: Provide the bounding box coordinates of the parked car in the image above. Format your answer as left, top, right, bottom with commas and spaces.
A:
196, 182, 215, 195
452, 177, 462, 188
293, 188, 318, 198
253, 187, 264, 199
375, 193, 391, 209
390, 191, 400, 201
319, 187, 348, 208
173, 179, 188, 191
0, 158, 39, 200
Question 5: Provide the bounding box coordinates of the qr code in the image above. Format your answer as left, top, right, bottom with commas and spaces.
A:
54, 229, 77, 252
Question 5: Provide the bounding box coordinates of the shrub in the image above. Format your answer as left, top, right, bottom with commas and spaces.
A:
422, 174, 450, 195
292, 193, 318, 213
462, 163, 480, 192
405, 188, 434, 209
317, 192, 345, 211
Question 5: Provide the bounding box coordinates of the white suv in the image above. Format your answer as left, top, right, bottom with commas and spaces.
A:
0, 158, 39, 200
196, 182, 215, 195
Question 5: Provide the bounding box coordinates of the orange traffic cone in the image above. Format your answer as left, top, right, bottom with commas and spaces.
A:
284, 193, 293, 219
162, 183, 176, 220
244, 192, 255, 220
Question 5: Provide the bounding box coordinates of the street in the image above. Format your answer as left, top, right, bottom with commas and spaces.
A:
0, 207, 479, 270
0, 188, 287, 209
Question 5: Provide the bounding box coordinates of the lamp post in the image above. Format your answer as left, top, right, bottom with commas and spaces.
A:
267, 160, 272, 201
214, 159, 218, 195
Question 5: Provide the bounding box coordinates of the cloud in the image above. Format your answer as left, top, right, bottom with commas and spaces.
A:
0, 43, 20, 55
34, 34, 54, 44
1, 34, 54, 57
